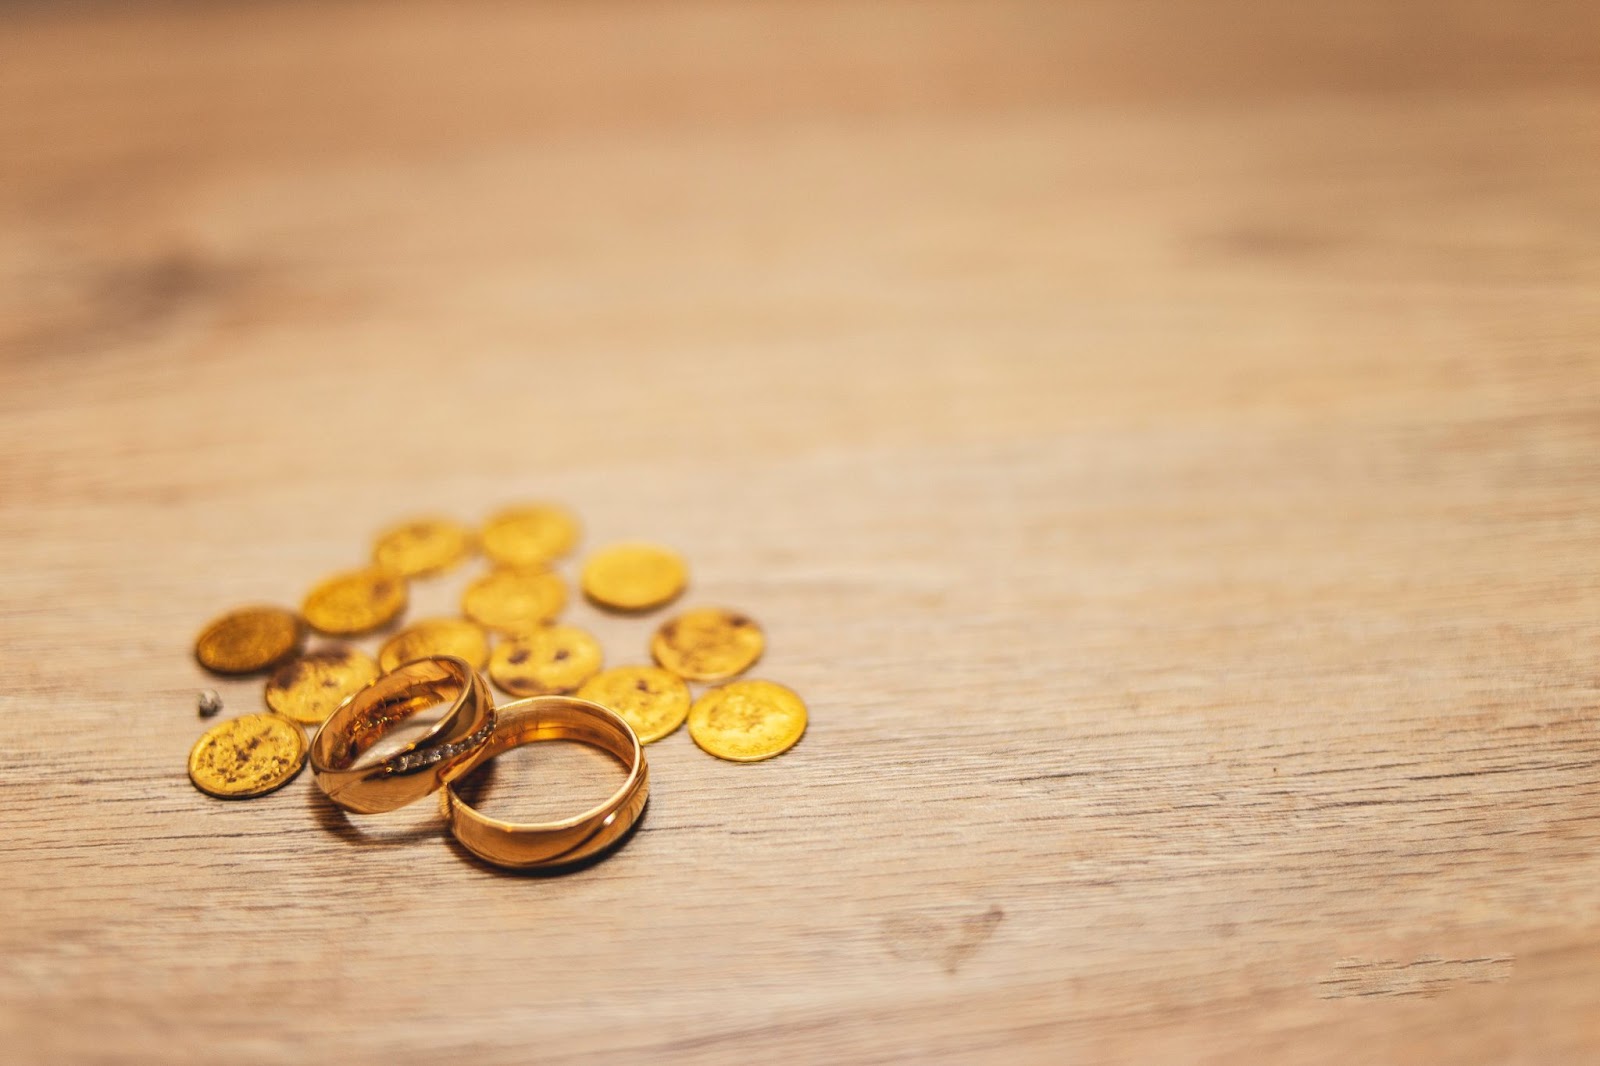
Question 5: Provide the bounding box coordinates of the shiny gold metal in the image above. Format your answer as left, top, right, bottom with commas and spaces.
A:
372, 517, 475, 577
577, 666, 691, 744
488, 625, 603, 697
687, 679, 808, 762
378, 617, 490, 674
441, 696, 648, 870
301, 567, 408, 636
309, 655, 495, 814
461, 567, 566, 632
265, 645, 381, 726
194, 605, 304, 675
188, 712, 307, 799
481, 504, 581, 568
650, 607, 765, 682
580, 542, 687, 612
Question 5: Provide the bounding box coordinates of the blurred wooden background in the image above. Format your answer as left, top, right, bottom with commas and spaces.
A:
2, 1, 1598, 1062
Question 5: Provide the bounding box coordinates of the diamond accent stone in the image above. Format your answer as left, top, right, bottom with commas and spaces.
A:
384, 721, 493, 775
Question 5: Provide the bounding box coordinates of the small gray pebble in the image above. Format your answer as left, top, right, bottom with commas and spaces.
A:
198, 689, 223, 717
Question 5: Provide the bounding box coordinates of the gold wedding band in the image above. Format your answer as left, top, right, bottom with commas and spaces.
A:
309, 655, 495, 814
441, 696, 649, 870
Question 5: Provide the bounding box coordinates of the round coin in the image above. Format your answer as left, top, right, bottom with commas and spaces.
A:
688, 680, 808, 762
378, 617, 490, 673
581, 542, 688, 612
187, 712, 308, 799
651, 606, 765, 682
194, 605, 304, 675
577, 665, 692, 744
302, 567, 408, 635
481, 504, 581, 568
461, 567, 566, 632
488, 625, 604, 697
372, 517, 475, 577
264, 645, 380, 726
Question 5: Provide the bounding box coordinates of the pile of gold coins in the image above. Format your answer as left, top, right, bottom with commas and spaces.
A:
186, 504, 808, 862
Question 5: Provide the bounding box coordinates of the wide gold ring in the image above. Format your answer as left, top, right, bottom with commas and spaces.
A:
310, 655, 495, 814
441, 696, 649, 870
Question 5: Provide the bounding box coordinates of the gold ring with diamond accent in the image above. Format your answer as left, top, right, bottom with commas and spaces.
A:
441, 696, 648, 870
309, 655, 495, 814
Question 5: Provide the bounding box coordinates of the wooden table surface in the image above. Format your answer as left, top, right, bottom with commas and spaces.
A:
3, 1, 1598, 1062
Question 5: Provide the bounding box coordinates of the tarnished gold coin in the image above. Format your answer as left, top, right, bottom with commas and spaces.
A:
187, 712, 307, 799
488, 625, 604, 697
461, 567, 566, 632
379, 617, 490, 673
688, 680, 808, 762
581, 542, 688, 612
302, 567, 408, 635
577, 666, 692, 744
194, 605, 304, 675
481, 504, 581, 568
264, 645, 380, 725
651, 607, 765, 682
372, 516, 475, 577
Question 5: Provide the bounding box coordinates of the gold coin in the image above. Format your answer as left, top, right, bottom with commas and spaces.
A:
651, 607, 765, 682
378, 617, 490, 673
187, 712, 308, 799
264, 645, 380, 725
577, 666, 692, 744
688, 680, 808, 762
302, 566, 408, 635
372, 517, 475, 577
488, 625, 604, 697
581, 542, 688, 612
194, 605, 304, 675
481, 504, 581, 568
461, 567, 566, 632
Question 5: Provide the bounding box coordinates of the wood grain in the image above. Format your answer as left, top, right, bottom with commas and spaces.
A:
2, 1, 1598, 1062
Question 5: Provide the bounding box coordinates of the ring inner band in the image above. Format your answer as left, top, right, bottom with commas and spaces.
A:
318, 668, 466, 771
472, 704, 635, 782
